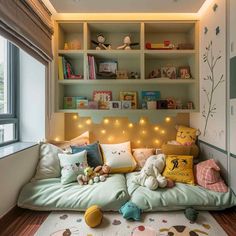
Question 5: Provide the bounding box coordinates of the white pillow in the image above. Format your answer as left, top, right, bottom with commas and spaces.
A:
33, 143, 63, 180
100, 141, 137, 173
58, 150, 87, 184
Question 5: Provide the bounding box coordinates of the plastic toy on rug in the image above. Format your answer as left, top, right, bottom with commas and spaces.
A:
184, 208, 199, 224
132, 225, 156, 236
84, 205, 103, 228
119, 201, 142, 221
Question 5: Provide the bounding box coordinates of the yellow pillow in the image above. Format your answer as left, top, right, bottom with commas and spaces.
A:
176, 126, 197, 145
163, 155, 195, 185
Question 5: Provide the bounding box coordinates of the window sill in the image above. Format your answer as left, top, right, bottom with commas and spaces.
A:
0, 142, 38, 159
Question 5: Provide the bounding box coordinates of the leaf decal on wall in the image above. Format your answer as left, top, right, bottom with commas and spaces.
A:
202, 41, 224, 136
216, 26, 220, 35
204, 27, 208, 35
213, 3, 218, 12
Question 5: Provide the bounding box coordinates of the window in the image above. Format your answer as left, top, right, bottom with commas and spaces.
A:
0, 35, 19, 146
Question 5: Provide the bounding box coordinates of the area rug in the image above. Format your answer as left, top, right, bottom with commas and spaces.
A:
35, 211, 227, 236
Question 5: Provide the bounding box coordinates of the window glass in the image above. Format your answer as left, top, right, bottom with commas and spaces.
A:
0, 36, 9, 114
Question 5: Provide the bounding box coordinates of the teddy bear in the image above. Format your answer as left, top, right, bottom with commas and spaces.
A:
77, 165, 111, 185
133, 154, 167, 190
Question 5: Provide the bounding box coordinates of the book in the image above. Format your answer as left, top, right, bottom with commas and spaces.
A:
120, 91, 138, 109
93, 91, 112, 109
58, 56, 64, 80
63, 97, 76, 109
141, 91, 160, 109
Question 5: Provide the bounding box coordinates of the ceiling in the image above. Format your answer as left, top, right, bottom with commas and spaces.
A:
49, 0, 207, 13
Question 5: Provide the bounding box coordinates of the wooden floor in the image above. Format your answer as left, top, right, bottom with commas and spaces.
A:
0, 207, 235, 236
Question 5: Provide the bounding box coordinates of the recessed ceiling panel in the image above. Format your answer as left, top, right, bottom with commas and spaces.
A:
49, 0, 207, 13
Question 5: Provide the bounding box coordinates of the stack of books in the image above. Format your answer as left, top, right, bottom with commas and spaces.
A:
58, 56, 83, 80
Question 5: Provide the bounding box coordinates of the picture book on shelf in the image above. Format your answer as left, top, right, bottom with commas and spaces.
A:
120, 91, 138, 109
93, 91, 112, 109
141, 91, 160, 109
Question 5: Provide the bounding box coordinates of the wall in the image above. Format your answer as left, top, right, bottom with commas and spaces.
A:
19, 50, 46, 142
229, 0, 236, 193
190, 0, 226, 150
65, 113, 189, 148
0, 145, 39, 218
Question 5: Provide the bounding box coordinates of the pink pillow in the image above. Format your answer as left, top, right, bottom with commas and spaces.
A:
132, 148, 155, 169
194, 159, 228, 193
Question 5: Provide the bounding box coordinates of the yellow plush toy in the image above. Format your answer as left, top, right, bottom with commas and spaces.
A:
176, 125, 198, 145
84, 205, 103, 228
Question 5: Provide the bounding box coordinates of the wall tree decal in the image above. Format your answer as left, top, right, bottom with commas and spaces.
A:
202, 41, 224, 136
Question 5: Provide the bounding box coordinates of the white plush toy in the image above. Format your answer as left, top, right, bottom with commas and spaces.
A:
133, 154, 167, 190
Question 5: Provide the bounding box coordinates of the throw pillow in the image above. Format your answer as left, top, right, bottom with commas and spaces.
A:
163, 155, 195, 185
132, 148, 155, 169
194, 159, 228, 192
52, 131, 90, 150
100, 141, 137, 173
71, 142, 103, 168
33, 143, 63, 180
176, 126, 198, 145
58, 150, 87, 184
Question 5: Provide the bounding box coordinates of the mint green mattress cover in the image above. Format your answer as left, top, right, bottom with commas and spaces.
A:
18, 174, 129, 211
126, 172, 236, 211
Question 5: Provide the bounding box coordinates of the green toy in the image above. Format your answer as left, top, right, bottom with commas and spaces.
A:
184, 207, 199, 223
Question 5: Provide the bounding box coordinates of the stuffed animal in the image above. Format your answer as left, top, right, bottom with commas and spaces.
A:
133, 154, 167, 190
117, 35, 139, 50
77, 165, 111, 185
91, 34, 111, 50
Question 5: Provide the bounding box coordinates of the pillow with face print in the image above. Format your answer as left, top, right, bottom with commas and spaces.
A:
100, 141, 137, 173
176, 126, 198, 145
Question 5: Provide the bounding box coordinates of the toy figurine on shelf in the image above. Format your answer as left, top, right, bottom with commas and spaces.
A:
91, 34, 111, 50
117, 35, 139, 50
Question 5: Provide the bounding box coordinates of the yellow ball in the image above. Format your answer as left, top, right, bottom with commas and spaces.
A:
84, 205, 103, 228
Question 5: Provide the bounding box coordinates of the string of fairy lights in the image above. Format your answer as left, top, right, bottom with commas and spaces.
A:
55, 114, 173, 146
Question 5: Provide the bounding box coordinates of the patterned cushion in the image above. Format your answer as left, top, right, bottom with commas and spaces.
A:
194, 159, 228, 193
132, 148, 155, 169
163, 155, 195, 185
58, 151, 88, 184
100, 141, 137, 173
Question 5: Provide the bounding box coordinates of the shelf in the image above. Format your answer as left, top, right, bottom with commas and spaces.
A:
86, 50, 141, 59
58, 78, 196, 85
58, 108, 197, 123
145, 50, 196, 59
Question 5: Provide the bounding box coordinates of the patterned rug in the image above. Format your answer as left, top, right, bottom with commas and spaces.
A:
35, 211, 227, 236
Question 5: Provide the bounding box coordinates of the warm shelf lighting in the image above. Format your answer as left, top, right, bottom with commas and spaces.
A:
154, 126, 159, 131
73, 115, 78, 120
86, 119, 92, 125
104, 118, 110, 124
139, 118, 145, 125
128, 123, 134, 128
165, 117, 171, 122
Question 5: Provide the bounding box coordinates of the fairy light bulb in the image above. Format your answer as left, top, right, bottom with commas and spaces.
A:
154, 139, 160, 144
128, 123, 134, 128
73, 115, 78, 120
154, 126, 159, 131
122, 130, 126, 134
165, 117, 171, 122
108, 136, 114, 142
101, 129, 106, 134
141, 130, 146, 135
137, 140, 141, 144
77, 124, 83, 128
161, 130, 165, 134
115, 119, 120, 126
86, 119, 92, 125
54, 137, 60, 142
104, 118, 109, 124
139, 118, 145, 125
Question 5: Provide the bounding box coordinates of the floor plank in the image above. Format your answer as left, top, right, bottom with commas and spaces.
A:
0, 207, 235, 236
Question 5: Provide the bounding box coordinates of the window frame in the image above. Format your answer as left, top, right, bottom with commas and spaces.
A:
0, 40, 19, 147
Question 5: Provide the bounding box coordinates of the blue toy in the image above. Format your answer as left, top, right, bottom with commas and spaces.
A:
119, 201, 142, 221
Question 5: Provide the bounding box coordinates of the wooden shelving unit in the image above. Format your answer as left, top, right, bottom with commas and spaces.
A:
54, 21, 199, 118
